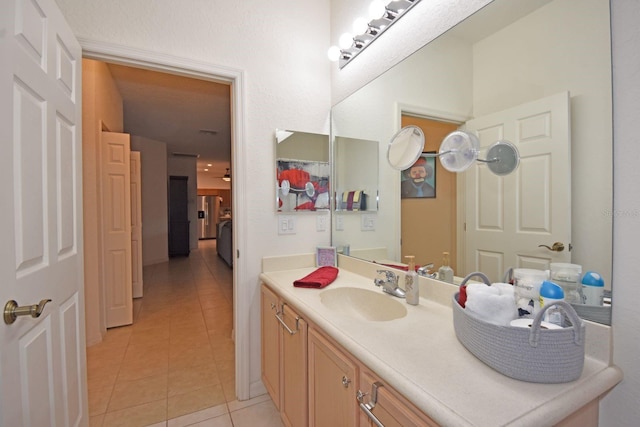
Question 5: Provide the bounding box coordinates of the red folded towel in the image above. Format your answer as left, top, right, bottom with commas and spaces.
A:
293, 266, 339, 289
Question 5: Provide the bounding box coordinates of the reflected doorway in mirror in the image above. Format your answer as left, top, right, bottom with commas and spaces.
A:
401, 153, 436, 199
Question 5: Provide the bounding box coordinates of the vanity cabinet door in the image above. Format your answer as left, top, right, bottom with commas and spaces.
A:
308, 328, 358, 427
280, 304, 308, 427
358, 368, 438, 427
261, 284, 281, 409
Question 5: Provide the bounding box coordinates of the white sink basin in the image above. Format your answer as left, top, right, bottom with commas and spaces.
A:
319, 287, 407, 322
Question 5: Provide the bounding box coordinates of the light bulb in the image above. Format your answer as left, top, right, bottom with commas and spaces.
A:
338, 32, 353, 50
352, 17, 369, 36
368, 0, 386, 20
327, 46, 341, 62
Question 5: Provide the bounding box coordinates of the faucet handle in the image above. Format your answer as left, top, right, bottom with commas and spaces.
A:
417, 263, 434, 276
376, 269, 398, 283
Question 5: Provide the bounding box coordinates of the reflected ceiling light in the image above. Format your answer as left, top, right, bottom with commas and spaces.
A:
339, 32, 354, 49
328, 0, 422, 68
222, 168, 231, 182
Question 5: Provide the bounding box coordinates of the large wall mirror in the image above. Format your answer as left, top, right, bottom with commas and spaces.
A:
331, 0, 612, 323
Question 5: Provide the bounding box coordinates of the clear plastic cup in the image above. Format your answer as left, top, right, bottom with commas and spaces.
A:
549, 263, 582, 304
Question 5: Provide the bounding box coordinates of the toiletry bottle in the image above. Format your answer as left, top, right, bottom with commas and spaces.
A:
539, 280, 565, 326
438, 252, 454, 284
405, 256, 419, 305
581, 271, 604, 305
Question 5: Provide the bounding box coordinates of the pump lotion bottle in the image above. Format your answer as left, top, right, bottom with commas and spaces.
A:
405, 256, 419, 305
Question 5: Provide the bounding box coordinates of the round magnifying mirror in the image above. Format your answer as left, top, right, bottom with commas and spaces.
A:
387, 125, 425, 170
439, 130, 480, 172
485, 140, 520, 176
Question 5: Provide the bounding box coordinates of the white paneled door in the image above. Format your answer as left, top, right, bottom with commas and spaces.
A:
0, 0, 88, 425
463, 92, 572, 282
131, 151, 143, 298
102, 131, 133, 327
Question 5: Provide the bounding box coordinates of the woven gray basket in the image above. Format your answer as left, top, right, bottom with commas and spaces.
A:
452, 294, 585, 383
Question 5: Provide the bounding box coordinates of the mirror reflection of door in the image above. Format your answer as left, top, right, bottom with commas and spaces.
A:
463, 92, 571, 281
400, 115, 459, 273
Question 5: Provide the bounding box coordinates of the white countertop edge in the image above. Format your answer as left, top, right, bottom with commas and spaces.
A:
259, 264, 623, 426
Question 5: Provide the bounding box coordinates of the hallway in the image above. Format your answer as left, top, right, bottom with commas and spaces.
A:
86, 240, 282, 427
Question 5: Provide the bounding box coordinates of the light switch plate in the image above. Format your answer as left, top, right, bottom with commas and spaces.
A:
361, 214, 376, 231
316, 215, 327, 232
278, 215, 296, 235
336, 215, 344, 231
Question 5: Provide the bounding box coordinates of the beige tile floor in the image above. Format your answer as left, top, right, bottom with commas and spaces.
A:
87, 240, 284, 427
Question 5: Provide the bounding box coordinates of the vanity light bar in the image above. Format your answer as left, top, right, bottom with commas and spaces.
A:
329, 0, 422, 69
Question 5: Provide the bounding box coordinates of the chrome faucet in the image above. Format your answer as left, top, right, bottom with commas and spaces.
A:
374, 269, 406, 298
417, 263, 437, 279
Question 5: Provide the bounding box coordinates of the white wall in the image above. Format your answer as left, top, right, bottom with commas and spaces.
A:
55, 0, 333, 396
601, 1, 640, 424
130, 136, 169, 266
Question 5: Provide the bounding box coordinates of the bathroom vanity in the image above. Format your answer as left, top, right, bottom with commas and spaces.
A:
260, 254, 622, 426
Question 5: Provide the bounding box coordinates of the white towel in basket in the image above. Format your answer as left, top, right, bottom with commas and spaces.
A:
465, 282, 518, 326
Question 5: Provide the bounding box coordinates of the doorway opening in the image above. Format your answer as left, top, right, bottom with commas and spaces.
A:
400, 114, 462, 274
81, 42, 250, 400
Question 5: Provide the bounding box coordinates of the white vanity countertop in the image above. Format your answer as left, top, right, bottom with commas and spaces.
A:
259, 264, 622, 427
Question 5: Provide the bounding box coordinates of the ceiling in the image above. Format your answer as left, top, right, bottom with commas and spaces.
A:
107, 63, 232, 183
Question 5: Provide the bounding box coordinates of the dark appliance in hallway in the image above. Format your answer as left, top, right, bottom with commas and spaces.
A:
169, 176, 190, 256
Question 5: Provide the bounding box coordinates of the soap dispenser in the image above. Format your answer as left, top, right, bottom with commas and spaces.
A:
438, 252, 454, 284
404, 256, 419, 305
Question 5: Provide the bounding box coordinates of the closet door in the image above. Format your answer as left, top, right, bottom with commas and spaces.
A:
168, 176, 190, 256
102, 131, 133, 327
130, 151, 143, 298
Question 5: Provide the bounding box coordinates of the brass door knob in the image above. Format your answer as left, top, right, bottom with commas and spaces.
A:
538, 242, 565, 252
4, 299, 51, 325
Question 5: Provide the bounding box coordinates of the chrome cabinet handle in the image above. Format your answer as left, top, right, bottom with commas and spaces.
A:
274, 303, 300, 336
357, 382, 385, 427
4, 299, 51, 325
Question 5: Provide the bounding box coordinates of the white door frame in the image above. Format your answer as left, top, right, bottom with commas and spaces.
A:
80, 39, 251, 400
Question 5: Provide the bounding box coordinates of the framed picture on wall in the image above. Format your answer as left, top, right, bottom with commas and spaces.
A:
316, 246, 337, 267
401, 152, 436, 199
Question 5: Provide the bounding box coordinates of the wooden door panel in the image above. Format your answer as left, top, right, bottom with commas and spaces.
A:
280, 304, 307, 427
261, 285, 280, 409
308, 328, 357, 427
